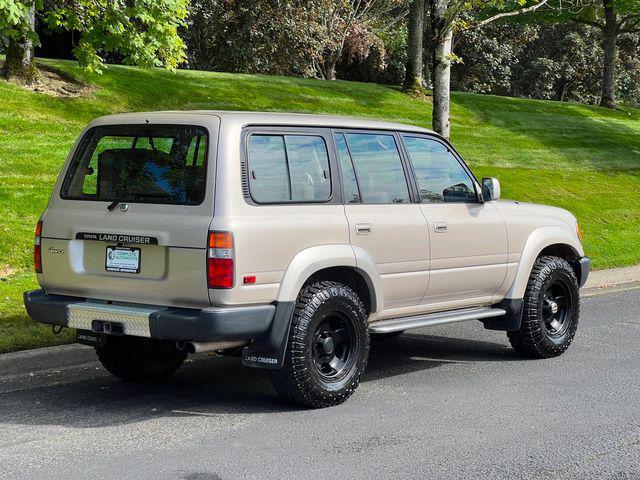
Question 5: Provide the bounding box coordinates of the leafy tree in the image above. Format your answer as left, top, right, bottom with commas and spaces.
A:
425, 0, 550, 138
617, 31, 640, 105
568, 0, 640, 108
184, 0, 405, 80
453, 23, 604, 103
316, 0, 406, 80
1, 0, 189, 83
184, 0, 324, 76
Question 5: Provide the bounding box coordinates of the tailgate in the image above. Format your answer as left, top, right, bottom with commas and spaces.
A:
39, 117, 219, 309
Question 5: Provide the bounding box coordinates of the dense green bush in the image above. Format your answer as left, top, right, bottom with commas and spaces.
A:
452, 23, 640, 106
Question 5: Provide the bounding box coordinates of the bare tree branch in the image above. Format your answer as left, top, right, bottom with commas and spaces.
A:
463, 0, 551, 31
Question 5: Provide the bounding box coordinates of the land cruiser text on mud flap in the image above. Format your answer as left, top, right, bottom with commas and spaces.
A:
24, 111, 590, 408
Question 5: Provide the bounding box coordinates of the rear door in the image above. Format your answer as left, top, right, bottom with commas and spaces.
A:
335, 130, 429, 310
40, 116, 219, 309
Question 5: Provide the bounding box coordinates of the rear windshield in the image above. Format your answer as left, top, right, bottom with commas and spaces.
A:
61, 125, 209, 205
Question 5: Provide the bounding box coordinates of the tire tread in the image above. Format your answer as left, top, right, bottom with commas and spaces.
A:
270, 281, 369, 408
507, 255, 580, 358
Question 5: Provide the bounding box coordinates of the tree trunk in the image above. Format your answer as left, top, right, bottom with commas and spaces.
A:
322, 52, 339, 80
599, 0, 617, 109
432, 30, 452, 139
3, 3, 37, 83
430, 0, 452, 139
403, 0, 425, 93
556, 78, 573, 102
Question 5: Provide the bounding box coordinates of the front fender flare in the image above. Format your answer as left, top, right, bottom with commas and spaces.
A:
505, 226, 583, 300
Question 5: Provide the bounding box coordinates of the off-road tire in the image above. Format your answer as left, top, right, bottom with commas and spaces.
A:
270, 281, 370, 408
96, 336, 187, 381
508, 255, 580, 358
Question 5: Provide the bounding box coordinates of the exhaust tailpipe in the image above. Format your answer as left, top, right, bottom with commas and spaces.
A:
177, 339, 249, 354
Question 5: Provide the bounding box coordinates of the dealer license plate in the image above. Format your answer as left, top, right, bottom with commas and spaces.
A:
105, 246, 141, 273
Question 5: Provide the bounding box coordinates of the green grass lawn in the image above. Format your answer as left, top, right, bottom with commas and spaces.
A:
1, 58, 639, 352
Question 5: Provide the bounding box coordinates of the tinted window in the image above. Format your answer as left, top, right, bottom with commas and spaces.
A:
403, 136, 477, 203
286, 136, 331, 201
248, 134, 331, 203
334, 133, 360, 204
248, 135, 290, 202
344, 133, 410, 204
61, 126, 208, 205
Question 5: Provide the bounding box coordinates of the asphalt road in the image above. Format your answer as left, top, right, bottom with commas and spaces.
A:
1, 287, 639, 480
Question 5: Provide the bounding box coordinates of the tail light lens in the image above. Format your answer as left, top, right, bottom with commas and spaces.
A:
34, 220, 43, 273
207, 231, 234, 288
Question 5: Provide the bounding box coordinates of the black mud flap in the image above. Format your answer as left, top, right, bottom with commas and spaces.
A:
76, 329, 107, 348
482, 298, 524, 331
241, 301, 295, 370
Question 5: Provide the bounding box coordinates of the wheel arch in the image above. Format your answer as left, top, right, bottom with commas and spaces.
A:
506, 226, 584, 300
275, 244, 383, 314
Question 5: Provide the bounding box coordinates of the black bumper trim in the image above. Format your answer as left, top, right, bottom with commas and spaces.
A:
149, 304, 275, 342
23, 290, 77, 327
577, 256, 590, 288
23, 289, 276, 343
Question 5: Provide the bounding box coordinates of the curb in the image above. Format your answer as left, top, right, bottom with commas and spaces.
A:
584, 264, 640, 289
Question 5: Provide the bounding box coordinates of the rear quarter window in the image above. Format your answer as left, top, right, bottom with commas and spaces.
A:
247, 133, 332, 203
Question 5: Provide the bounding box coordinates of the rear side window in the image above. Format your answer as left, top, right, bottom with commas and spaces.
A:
61, 125, 209, 205
248, 134, 331, 203
402, 135, 477, 203
343, 133, 410, 204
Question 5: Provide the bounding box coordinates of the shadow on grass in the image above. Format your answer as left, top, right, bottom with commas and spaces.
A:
452, 92, 640, 172
0, 331, 517, 427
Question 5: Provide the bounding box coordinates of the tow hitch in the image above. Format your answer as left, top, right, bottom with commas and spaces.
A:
91, 320, 125, 335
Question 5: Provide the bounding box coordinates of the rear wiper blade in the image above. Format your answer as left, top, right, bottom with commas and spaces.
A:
107, 201, 120, 212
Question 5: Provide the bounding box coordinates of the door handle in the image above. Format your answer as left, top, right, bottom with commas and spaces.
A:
434, 222, 448, 233
355, 223, 372, 235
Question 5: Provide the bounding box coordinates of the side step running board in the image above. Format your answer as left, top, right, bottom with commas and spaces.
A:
369, 307, 506, 334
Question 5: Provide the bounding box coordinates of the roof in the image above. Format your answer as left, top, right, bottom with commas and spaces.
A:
88, 110, 435, 135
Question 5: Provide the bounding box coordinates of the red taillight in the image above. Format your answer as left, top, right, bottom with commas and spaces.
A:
34, 220, 43, 273
207, 258, 234, 289
207, 231, 234, 289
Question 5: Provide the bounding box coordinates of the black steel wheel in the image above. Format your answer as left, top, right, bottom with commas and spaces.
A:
270, 281, 369, 408
508, 256, 580, 358
541, 278, 573, 338
312, 313, 356, 380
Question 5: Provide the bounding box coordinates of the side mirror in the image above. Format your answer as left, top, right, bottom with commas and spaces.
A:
482, 177, 501, 201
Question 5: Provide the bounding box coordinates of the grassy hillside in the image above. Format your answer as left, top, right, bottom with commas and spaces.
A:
1, 58, 639, 352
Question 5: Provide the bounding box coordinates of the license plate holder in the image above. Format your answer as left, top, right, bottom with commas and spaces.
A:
105, 245, 141, 273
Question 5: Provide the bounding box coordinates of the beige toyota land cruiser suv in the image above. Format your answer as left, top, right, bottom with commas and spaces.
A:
24, 111, 590, 408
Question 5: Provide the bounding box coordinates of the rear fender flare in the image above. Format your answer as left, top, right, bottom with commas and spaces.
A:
243, 245, 383, 370
275, 244, 383, 314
